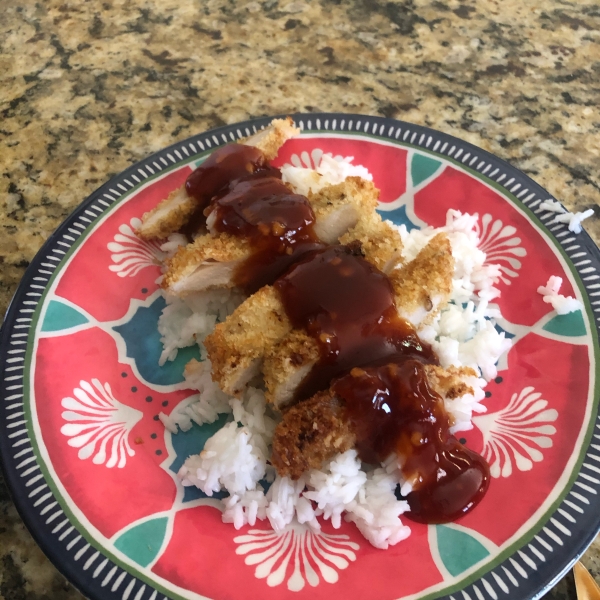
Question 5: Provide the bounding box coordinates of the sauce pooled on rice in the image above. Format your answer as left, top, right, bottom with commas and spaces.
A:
275, 244, 490, 523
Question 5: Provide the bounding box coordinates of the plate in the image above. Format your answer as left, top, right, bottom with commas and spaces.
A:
2, 113, 600, 600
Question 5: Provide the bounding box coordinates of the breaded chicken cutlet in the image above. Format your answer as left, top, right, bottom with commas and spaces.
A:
271, 365, 479, 479
205, 232, 453, 404
162, 177, 380, 297
136, 116, 488, 498
136, 118, 299, 241
262, 233, 453, 408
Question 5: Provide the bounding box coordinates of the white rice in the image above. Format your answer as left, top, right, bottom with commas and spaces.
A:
157, 289, 244, 365
537, 199, 594, 235
157, 159, 514, 548
537, 275, 582, 315
281, 153, 372, 196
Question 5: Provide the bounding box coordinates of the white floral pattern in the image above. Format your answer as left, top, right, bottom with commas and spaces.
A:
108, 217, 165, 277
473, 386, 558, 478
234, 522, 359, 591
60, 379, 143, 468
289, 149, 347, 170
476, 214, 527, 285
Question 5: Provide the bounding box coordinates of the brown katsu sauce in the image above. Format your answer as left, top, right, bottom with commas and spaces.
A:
333, 363, 490, 523
182, 143, 323, 292
211, 177, 323, 293
275, 245, 490, 523
182, 144, 279, 239
275, 245, 436, 401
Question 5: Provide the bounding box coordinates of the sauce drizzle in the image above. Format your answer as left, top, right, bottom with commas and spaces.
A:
183, 143, 321, 292
275, 245, 436, 401
182, 143, 276, 239
333, 362, 490, 523
275, 244, 490, 523
211, 177, 322, 293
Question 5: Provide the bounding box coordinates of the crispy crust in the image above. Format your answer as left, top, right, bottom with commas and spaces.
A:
204, 286, 292, 395
339, 211, 404, 273
389, 233, 454, 326
308, 176, 378, 218
271, 391, 355, 479
136, 186, 196, 241
240, 117, 300, 161
423, 365, 477, 400
161, 233, 251, 291
263, 329, 320, 408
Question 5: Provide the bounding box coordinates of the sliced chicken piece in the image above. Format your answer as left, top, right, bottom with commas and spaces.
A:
162, 178, 379, 297
389, 232, 453, 326
240, 117, 300, 161
262, 329, 319, 408
338, 211, 404, 274
423, 365, 478, 401
271, 390, 355, 480
309, 177, 379, 244
162, 234, 251, 295
271, 365, 476, 479
262, 234, 454, 409
136, 118, 300, 241
204, 286, 293, 395
136, 186, 196, 242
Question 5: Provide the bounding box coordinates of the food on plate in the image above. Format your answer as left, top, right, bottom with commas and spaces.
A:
162, 176, 380, 297
136, 118, 299, 241
139, 118, 513, 548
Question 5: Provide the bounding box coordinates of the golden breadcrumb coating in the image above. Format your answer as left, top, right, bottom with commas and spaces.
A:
422, 365, 477, 400
263, 329, 320, 409
271, 391, 355, 480
389, 233, 454, 326
308, 176, 378, 218
271, 364, 477, 479
339, 210, 404, 274
136, 117, 299, 241
136, 186, 195, 241
161, 233, 251, 295
204, 286, 293, 395
240, 117, 300, 161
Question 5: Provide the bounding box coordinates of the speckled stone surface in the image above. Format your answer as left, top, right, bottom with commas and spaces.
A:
1, 0, 599, 598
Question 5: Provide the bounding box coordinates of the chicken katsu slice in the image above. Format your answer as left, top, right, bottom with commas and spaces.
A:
262, 234, 454, 409
271, 365, 476, 479
339, 211, 404, 274
424, 365, 478, 401
262, 329, 319, 408
136, 186, 196, 241
309, 177, 379, 244
271, 391, 355, 480
389, 232, 453, 326
161, 178, 379, 297
240, 117, 300, 161
136, 118, 300, 241
204, 286, 292, 395
162, 234, 252, 296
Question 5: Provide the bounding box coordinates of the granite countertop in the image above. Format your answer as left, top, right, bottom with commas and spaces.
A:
1, 0, 599, 598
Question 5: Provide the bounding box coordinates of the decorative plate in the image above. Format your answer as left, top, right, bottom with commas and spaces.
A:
2, 114, 600, 600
